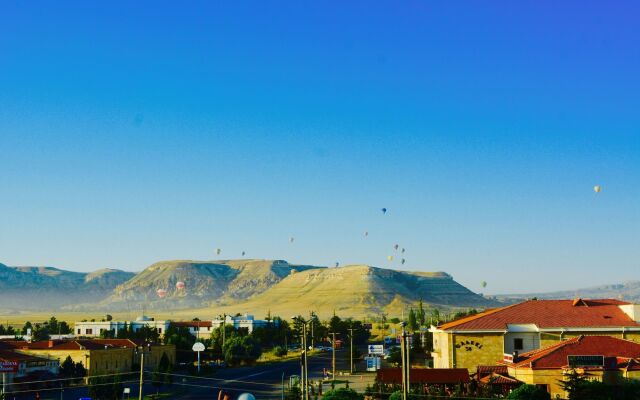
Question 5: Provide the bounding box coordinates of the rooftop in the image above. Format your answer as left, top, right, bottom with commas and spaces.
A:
502, 335, 640, 369
437, 299, 638, 331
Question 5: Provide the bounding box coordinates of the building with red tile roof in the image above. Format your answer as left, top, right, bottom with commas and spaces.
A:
0, 349, 60, 392
430, 299, 640, 371
499, 335, 640, 398
3, 338, 175, 376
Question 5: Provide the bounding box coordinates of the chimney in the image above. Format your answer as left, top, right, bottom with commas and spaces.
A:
619, 304, 640, 323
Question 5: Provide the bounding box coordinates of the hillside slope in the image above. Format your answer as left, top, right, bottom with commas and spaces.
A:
0, 263, 134, 311
203, 264, 497, 318
90, 259, 323, 311
499, 281, 640, 303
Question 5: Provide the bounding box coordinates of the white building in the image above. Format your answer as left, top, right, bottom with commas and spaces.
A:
211, 314, 273, 333
74, 316, 170, 337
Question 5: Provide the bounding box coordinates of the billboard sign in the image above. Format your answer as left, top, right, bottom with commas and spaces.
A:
0, 361, 18, 373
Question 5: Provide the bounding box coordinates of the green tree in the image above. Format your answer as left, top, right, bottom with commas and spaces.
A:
223, 335, 262, 366
21, 321, 33, 335
507, 384, 551, 400
407, 308, 418, 332
32, 324, 50, 341
417, 299, 426, 327
321, 388, 363, 400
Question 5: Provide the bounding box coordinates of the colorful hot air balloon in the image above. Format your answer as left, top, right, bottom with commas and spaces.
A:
394, 244, 399, 251
387, 255, 394, 261
401, 258, 406, 265
481, 281, 487, 288
156, 289, 167, 298
364, 231, 369, 237
289, 237, 295, 243
401, 248, 405, 253
242, 251, 246, 256
216, 248, 222, 255
176, 281, 185, 290
335, 262, 340, 268
594, 185, 602, 193
381, 208, 387, 214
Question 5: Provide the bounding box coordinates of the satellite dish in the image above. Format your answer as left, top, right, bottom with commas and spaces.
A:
238, 394, 256, 400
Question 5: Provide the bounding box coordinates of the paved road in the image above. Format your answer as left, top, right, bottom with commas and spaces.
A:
8, 348, 374, 400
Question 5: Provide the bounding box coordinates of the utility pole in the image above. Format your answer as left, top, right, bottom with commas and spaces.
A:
400, 322, 408, 400
330, 332, 337, 380
347, 328, 354, 374
309, 312, 315, 349
138, 348, 145, 400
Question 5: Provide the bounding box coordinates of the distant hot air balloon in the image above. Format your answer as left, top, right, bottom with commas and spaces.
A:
594, 185, 602, 193
156, 289, 167, 298
289, 237, 295, 243
394, 244, 399, 251
242, 251, 246, 256
401, 258, 406, 265
481, 281, 487, 289
216, 248, 222, 255
401, 248, 405, 253
176, 281, 185, 290
335, 262, 340, 268
364, 231, 369, 237
387, 255, 394, 261
381, 208, 387, 214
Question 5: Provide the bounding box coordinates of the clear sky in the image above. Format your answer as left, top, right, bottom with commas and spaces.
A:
1, 1, 638, 294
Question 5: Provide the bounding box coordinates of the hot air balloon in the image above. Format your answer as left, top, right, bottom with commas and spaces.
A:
176, 281, 185, 290
394, 244, 399, 251
156, 289, 167, 298
335, 262, 340, 268
381, 208, 387, 214
241, 251, 246, 256
401, 258, 406, 265
289, 237, 295, 243
364, 231, 369, 237
594, 185, 602, 193
387, 255, 394, 261
481, 281, 487, 288
216, 248, 221, 255
401, 248, 405, 253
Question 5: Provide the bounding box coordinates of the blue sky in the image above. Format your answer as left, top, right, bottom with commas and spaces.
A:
0, 1, 638, 294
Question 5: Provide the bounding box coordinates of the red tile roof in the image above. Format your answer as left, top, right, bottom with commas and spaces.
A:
502, 335, 640, 369
479, 373, 520, 385
438, 299, 638, 331
377, 368, 470, 384
477, 365, 508, 377
0, 349, 51, 362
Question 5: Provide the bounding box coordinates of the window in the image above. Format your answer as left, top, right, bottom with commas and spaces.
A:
514, 338, 524, 350
158, 328, 162, 333
77, 329, 81, 334
86, 329, 93, 335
